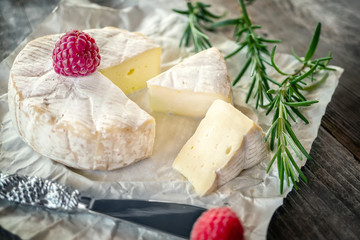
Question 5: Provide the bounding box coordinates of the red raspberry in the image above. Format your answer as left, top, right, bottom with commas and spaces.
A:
52, 30, 101, 77
191, 207, 244, 240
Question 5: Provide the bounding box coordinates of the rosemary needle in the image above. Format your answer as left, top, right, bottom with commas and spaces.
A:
173, 1, 224, 52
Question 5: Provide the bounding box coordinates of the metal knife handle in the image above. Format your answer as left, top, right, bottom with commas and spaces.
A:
0, 172, 80, 211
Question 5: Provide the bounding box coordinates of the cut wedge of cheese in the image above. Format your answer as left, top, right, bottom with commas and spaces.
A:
147, 47, 232, 117
173, 99, 268, 196
8, 27, 157, 170
94, 28, 161, 94
100, 47, 161, 94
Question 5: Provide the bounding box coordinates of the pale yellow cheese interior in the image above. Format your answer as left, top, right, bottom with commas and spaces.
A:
148, 86, 231, 117
100, 48, 161, 95
173, 99, 263, 196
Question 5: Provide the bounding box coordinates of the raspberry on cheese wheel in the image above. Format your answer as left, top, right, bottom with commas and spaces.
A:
8, 27, 160, 170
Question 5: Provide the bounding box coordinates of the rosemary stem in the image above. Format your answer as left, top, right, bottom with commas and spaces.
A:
238, 0, 251, 26
293, 64, 306, 76
189, 15, 198, 52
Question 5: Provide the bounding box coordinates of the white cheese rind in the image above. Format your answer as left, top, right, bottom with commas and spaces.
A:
172, 99, 267, 196
8, 28, 157, 170
87, 27, 160, 70
147, 47, 232, 117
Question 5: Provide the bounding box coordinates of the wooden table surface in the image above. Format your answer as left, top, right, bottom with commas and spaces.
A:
1, 0, 359, 239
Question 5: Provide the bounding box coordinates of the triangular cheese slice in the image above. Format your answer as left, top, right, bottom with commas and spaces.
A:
8, 28, 157, 170
173, 100, 267, 196
147, 47, 232, 117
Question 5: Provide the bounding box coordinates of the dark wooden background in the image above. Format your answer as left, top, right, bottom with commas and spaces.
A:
1, 0, 359, 239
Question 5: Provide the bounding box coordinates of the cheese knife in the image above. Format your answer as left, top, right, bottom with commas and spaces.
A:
0, 172, 206, 239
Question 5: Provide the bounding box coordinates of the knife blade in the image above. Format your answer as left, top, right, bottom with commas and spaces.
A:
0, 172, 206, 239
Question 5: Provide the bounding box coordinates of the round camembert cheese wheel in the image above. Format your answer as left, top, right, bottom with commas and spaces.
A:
8, 27, 161, 170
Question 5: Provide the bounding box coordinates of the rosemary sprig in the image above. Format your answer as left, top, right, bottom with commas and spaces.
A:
212, 0, 281, 109
266, 23, 335, 193
173, 1, 224, 52
174, 1, 335, 194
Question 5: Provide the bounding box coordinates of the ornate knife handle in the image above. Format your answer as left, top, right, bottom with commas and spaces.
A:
0, 172, 80, 211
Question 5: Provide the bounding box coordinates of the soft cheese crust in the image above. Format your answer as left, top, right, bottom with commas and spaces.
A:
8, 27, 157, 170
147, 47, 232, 99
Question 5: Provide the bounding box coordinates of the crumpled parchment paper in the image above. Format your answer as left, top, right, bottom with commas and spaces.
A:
0, 0, 343, 239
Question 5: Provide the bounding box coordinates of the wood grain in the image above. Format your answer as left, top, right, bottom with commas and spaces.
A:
268, 127, 360, 239
0, 0, 33, 62
0, 0, 60, 62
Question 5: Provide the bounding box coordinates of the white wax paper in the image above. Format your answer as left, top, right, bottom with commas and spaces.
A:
0, 0, 343, 239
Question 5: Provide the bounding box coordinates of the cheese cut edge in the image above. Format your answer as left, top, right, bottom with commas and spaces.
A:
147, 47, 232, 117
100, 47, 161, 95
148, 86, 231, 117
